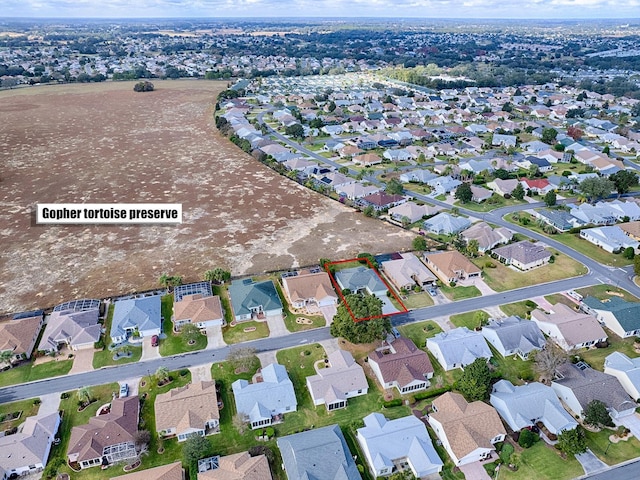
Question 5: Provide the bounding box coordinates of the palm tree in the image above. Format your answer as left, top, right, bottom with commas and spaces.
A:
0, 350, 14, 368
155, 366, 170, 384
77, 387, 92, 406
158, 273, 170, 290
204, 270, 216, 283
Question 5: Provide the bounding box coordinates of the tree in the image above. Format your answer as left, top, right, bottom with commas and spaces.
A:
77, 387, 92, 406
544, 190, 557, 207
584, 400, 614, 428
338, 166, 349, 174
466, 239, 479, 258
456, 358, 492, 401
541, 127, 558, 145
603, 145, 610, 155
227, 347, 257, 373
181, 323, 201, 344
474, 310, 489, 328
155, 366, 170, 384
557, 427, 587, 456
134, 430, 151, 452
533, 345, 567, 383
400, 216, 411, 228
285, 123, 304, 139
330, 294, 389, 344
182, 434, 211, 468
623, 246, 635, 260
454, 182, 473, 203
204, 268, 231, 284
357, 252, 378, 269
579, 177, 615, 202
610, 170, 638, 195
133, 80, 154, 92
362, 205, 375, 217
385, 178, 404, 195
567, 126, 584, 141
412, 236, 427, 251
0, 350, 14, 368
518, 428, 538, 448
512, 183, 525, 201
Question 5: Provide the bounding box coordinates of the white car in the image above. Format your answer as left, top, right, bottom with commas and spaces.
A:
119, 383, 128, 398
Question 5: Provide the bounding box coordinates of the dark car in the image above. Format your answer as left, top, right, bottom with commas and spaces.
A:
151, 335, 159, 347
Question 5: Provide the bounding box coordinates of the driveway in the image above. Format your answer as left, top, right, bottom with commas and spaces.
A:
69, 348, 96, 375
141, 336, 161, 361
575, 449, 608, 475
206, 325, 226, 349
319, 304, 337, 325
257, 350, 278, 367
38, 391, 62, 416
381, 296, 400, 315
459, 461, 491, 480
189, 364, 213, 382
617, 413, 640, 439
266, 314, 288, 338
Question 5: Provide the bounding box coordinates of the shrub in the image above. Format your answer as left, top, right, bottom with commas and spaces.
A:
518, 428, 538, 448
383, 399, 403, 408
525, 300, 537, 309
265, 427, 275, 438
179, 369, 189, 377
499, 443, 514, 463
413, 386, 452, 401
33, 399, 41, 405
485, 261, 496, 268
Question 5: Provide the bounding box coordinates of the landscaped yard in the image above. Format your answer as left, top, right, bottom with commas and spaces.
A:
92, 303, 142, 369
159, 295, 207, 356
500, 300, 538, 319
399, 291, 435, 309
0, 398, 40, 431
492, 441, 583, 480
449, 310, 488, 330
576, 285, 639, 302
472, 253, 587, 292
455, 195, 525, 213
580, 330, 636, 371
439, 284, 481, 301
398, 320, 443, 348
544, 293, 577, 309
273, 280, 326, 333
0, 358, 73, 388
488, 344, 536, 384
222, 320, 270, 344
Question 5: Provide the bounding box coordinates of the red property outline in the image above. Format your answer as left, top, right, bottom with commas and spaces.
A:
324, 258, 408, 323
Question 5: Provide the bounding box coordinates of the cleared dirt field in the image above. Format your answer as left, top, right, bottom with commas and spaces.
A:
0, 80, 413, 314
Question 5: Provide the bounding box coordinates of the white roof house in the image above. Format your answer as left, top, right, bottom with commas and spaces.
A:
481, 316, 545, 360
579, 226, 639, 254
423, 213, 471, 235
427, 327, 492, 371
604, 352, 640, 402
357, 413, 443, 479
490, 380, 578, 435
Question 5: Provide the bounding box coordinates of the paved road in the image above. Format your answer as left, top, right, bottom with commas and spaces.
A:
579, 459, 640, 480
0, 273, 597, 404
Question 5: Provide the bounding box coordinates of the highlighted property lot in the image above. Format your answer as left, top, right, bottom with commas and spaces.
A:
325, 258, 408, 322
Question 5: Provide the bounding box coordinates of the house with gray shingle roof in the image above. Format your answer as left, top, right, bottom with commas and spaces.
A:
306, 350, 368, 411
278, 425, 361, 480
39, 306, 101, 352
581, 296, 640, 338
427, 327, 492, 371
604, 352, 640, 401
228, 279, 283, 322
552, 362, 636, 420
423, 213, 471, 236
534, 208, 582, 233
111, 295, 161, 344
490, 380, 577, 435
231, 363, 297, 430
492, 240, 551, 270
481, 316, 545, 360
335, 266, 388, 298
579, 226, 639, 254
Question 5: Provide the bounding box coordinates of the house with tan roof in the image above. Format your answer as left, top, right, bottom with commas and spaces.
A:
155, 381, 220, 442
306, 349, 368, 411
173, 294, 224, 330
68, 396, 140, 469
0, 314, 43, 363
368, 337, 434, 394
110, 461, 184, 480
381, 252, 436, 291
282, 271, 338, 311
429, 392, 506, 466
353, 153, 383, 166
531, 303, 607, 351
197, 452, 272, 480
39, 301, 101, 352
424, 251, 481, 284
388, 201, 443, 224
460, 222, 512, 253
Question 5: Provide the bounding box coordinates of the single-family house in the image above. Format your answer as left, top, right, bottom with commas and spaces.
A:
39, 305, 101, 352
459, 159, 493, 175
173, 294, 224, 330
381, 253, 436, 291
400, 170, 439, 184
110, 461, 183, 480
388, 202, 443, 224
357, 413, 443, 478
607, 200, 640, 221
278, 425, 361, 480
282, 270, 338, 310
486, 178, 520, 197
353, 153, 383, 166
427, 327, 492, 371
604, 352, 640, 401
383, 149, 412, 162
319, 172, 355, 190
527, 156, 553, 172
335, 266, 388, 298
335, 182, 381, 200
581, 296, 640, 338
424, 251, 481, 284
490, 380, 577, 435
492, 134, 517, 148
306, 349, 368, 410
470, 185, 493, 203
520, 178, 554, 195
481, 316, 546, 360
0, 412, 60, 478
492, 241, 551, 270
110, 295, 162, 343
551, 362, 636, 420
530, 303, 607, 351
569, 203, 618, 226
228, 279, 283, 322
423, 213, 471, 236
427, 176, 462, 195
155, 381, 220, 442
368, 337, 434, 394
429, 392, 506, 466
197, 452, 272, 480
231, 363, 297, 429
67, 396, 140, 469
534, 208, 583, 232
360, 192, 407, 211
460, 222, 512, 253
620, 221, 640, 241
579, 226, 639, 254
0, 313, 43, 363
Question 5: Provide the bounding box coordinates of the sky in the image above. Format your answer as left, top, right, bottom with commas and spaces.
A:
1, 0, 638, 20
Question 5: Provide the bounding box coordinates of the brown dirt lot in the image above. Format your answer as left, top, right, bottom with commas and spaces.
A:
0, 80, 413, 314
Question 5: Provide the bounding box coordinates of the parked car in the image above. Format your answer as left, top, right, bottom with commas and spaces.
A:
428, 288, 438, 297
151, 334, 159, 347
119, 383, 128, 398
391, 327, 401, 338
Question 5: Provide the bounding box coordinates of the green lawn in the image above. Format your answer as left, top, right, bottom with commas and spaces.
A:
222, 320, 270, 344
544, 293, 577, 309
489, 344, 536, 384
580, 330, 636, 371
500, 300, 538, 319
495, 441, 583, 480
276, 344, 327, 410
399, 291, 435, 309
0, 398, 40, 431
449, 310, 488, 330
273, 280, 327, 333
576, 285, 639, 302
472, 253, 587, 292
0, 359, 73, 388
585, 428, 640, 465
398, 320, 443, 348
158, 295, 207, 356
92, 303, 143, 369
439, 284, 481, 301
455, 195, 524, 213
